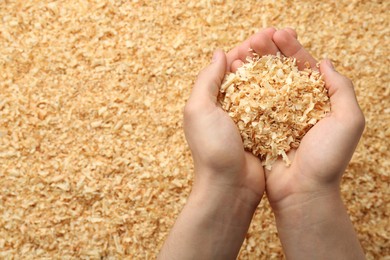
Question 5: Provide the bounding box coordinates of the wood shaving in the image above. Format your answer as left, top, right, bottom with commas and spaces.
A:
219, 54, 330, 169
0, 0, 388, 259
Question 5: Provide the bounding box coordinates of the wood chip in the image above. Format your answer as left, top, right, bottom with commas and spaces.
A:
219, 54, 330, 169
0, 1, 388, 259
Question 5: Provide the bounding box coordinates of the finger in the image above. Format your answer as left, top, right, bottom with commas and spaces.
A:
226, 27, 277, 71
239, 27, 278, 60
188, 50, 227, 109
226, 38, 250, 72
231, 59, 244, 72
272, 29, 317, 70
284, 27, 298, 39
250, 27, 279, 56
320, 59, 365, 130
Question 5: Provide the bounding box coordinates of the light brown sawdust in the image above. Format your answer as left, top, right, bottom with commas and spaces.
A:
219, 54, 330, 169
0, 0, 389, 259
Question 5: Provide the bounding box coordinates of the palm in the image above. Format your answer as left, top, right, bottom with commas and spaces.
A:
265, 117, 341, 203
267, 105, 364, 201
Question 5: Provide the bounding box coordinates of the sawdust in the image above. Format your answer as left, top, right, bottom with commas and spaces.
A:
219, 53, 330, 169
0, 0, 389, 259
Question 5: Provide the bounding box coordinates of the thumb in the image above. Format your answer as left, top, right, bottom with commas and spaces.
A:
320, 59, 364, 127
188, 50, 227, 108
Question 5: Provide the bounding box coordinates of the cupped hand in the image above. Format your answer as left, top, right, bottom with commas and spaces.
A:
217, 28, 366, 259
184, 28, 284, 207
184, 51, 264, 207
252, 29, 365, 210
225, 27, 365, 209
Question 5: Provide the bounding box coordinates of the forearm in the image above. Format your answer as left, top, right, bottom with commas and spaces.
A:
273, 191, 365, 260
158, 184, 258, 260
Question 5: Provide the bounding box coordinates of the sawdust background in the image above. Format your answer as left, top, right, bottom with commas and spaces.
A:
0, 0, 389, 259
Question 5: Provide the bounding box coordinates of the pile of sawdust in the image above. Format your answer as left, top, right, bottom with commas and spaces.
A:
219, 54, 329, 169
0, 0, 388, 259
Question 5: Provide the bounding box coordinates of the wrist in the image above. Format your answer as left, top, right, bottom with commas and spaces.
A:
159, 181, 258, 260
266, 167, 342, 216
191, 168, 263, 214
189, 179, 259, 221
271, 190, 365, 260
271, 188, 343, 230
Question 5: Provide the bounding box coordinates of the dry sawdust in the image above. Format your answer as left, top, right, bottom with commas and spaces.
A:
219, 53, 330, 169
0, 0, 389, 259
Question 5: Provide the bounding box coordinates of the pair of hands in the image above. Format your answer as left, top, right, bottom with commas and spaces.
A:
159, 27, 366, 260
184, 27, 365, 212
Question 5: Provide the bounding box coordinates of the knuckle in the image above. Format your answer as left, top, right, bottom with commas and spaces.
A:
347, 109, 365, 134
183, 102, 197, 119
342, 76, 353, 86
194, 69, 209, 87
355, 110, 366, 132
197, 67, 208, 80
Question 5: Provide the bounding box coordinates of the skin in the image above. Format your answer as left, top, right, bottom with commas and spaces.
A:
159, 27, 366, 260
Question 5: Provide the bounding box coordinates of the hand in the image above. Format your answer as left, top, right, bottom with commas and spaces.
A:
183, 32, 287, 206
263, 29, 365, 211
228, 28, 365, 259
159, 29, 281, 259
261, 28, 366, 260
229, 27, 365, 207
184, 27, 294, 205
